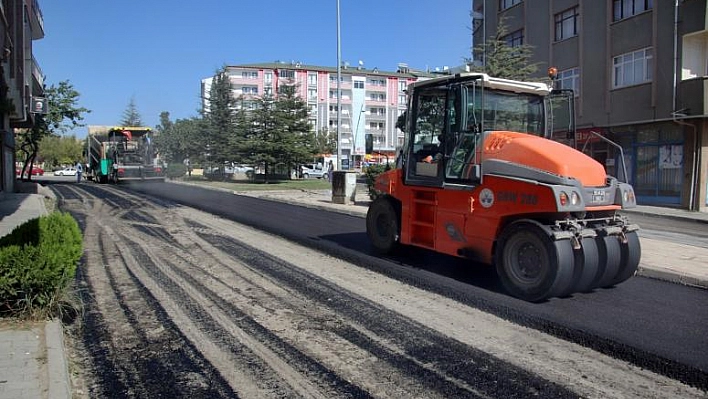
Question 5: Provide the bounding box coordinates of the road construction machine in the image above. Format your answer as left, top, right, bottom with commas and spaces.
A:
366, 69, 640, 302
86, 126, 165, 184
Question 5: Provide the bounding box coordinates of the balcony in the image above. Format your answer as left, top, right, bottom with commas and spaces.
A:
31, 56, 43, 92
366, 112, 386, 120
29, 0, 45, 40
677, 76, 708, 116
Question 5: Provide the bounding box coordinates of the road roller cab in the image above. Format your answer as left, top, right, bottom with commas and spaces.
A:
366, 69, 641, 302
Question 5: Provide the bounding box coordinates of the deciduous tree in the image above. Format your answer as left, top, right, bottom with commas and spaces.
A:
16, 80, 90, 181
315, 128, 337, 155
38, 135, 83, 168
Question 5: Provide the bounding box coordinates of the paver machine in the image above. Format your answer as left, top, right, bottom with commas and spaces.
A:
366, 68, 640, 302
86, 126, 165, 184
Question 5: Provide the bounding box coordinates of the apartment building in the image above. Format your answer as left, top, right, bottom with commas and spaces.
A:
201, 61, 434, 168
0, 0, 45, 194
473, 0, 708, 212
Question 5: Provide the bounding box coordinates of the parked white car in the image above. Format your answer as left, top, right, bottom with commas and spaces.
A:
301, 163, 327, 179
53, 167, 77, 176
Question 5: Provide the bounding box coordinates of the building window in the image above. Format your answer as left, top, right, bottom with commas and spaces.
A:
242, 86, 258, 95
330, 90, 339, 99
329, 105, 339, 112
308, 73, 317, 86
279, 69, 295, 79
613, 47, 653, 88
241, 71, 258, 79
398, 80, 407, 92
504, 29, 524, 47
308, 88, 317, 101
354, 80, 365, 89
613, 0, 652, 22
369, 93, 385, 101
500, 0, 521, 11
555, 7, 578, 41
241, 101, 257, 110
264, 87, 273, 96
398, 94, 407, 105
264, 72, 273, 84
558, 67, 580, 96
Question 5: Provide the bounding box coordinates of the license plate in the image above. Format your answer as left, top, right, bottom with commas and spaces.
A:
592, 190, 605, 203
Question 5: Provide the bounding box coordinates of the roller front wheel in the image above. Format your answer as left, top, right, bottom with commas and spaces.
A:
496, 222, 575, 302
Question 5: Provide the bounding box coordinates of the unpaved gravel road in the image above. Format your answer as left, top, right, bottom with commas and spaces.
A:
53, 183, 705, 398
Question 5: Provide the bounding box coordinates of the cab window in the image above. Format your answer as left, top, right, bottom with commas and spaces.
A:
408, 86, 447, 180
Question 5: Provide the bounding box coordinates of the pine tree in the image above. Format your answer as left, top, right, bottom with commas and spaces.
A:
240, 93, 278, 182
204, 67, 236, 168
274, 83, 316, 177
120, 96, 143, 126
468, 17, 539, 80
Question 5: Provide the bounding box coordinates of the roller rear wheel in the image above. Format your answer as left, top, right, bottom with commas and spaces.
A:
366, 197, 400, 254
495, 222, 575, 302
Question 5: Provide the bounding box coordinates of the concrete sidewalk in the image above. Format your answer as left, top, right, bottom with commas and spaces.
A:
0, 181, 706, 399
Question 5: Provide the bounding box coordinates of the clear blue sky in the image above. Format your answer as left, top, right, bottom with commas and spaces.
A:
33, 1, 473, 137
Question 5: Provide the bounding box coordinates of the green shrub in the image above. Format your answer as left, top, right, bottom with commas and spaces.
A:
0, 212, 83, 319
363, 163, 391, 200
166, 163, 187, 179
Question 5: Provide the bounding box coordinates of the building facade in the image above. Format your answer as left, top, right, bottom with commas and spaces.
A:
473, 0, 708, 212
201, 62, 434, 168
0, 0, 44, 194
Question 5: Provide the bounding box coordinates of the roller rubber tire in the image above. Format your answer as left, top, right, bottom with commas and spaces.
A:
563, 237, 600, 296
495, 222, 575, 302
366, 197, 400, 254
612, 231, 641, 285
594, 235, 622, 288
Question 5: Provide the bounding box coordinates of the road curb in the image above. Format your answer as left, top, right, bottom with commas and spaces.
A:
636, 266, 708, 290
45, 320, 71, 399
622, 209, 708, 225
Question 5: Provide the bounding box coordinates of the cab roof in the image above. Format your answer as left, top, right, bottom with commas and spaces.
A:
410, 71, 552, 96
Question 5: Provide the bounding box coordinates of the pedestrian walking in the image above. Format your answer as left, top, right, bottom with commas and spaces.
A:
75, 160, 83, 183
327, 160, 334, 182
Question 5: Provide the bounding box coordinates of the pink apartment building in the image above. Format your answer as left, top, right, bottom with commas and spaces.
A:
201, 61, 435, 166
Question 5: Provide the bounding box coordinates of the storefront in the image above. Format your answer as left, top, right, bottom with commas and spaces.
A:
578, 122, 687, 207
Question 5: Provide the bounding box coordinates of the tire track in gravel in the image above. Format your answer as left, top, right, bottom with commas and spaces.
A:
53, 183, 706, 399
59, 184, 573, 398
55, 185, 238, 398
185, 222, 576, 398
175, 203, 706, 399
59, 185, 378, 398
